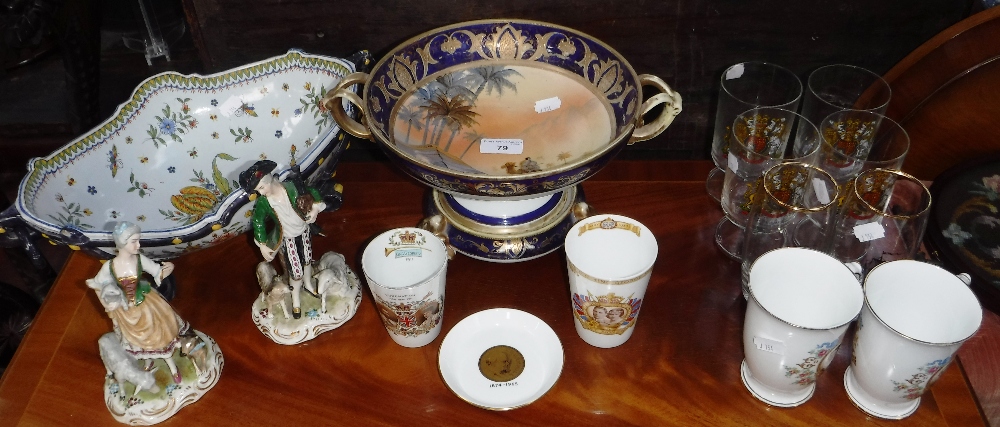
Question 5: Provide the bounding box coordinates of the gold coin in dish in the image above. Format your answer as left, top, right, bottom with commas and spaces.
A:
478, 345, 526, 383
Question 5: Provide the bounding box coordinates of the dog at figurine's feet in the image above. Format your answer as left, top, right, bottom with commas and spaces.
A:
256, 261, 292, 319
179, 333, 210, 375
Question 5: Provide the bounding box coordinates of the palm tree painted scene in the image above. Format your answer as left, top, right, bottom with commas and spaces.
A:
391, 64, 614, 175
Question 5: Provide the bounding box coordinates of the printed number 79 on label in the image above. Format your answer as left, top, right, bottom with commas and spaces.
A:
481, 138, 524, 154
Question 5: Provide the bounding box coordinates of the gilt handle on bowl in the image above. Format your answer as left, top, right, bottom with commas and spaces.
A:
628, 74, 683, 145
323, 72, 372, 141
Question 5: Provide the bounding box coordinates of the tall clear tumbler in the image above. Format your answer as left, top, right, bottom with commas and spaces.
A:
818, 110, 909, 186
799, 64, 891, 127
716, 108, 821, 259
739, 162, 840, 298
826, 168, 932, 274
708, 62, 802, 202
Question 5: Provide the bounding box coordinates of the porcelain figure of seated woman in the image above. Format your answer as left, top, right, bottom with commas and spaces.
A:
86, 221, 224, 424
87, 221, 188, 383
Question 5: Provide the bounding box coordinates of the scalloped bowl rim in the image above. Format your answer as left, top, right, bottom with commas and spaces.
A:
15, 50, 354, 247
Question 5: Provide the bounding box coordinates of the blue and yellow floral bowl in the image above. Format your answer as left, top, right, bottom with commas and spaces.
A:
8, 50, 363, 260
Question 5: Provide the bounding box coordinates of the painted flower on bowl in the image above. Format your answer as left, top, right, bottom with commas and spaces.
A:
160, 119, 176, 134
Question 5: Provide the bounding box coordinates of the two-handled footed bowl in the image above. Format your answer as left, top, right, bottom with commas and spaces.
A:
324, 19, 682, 261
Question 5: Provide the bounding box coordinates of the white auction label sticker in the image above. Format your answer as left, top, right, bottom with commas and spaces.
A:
812, 178, 831, 204
853, 221, 885, 242
753, 336, 785, 355
726, 64, 745, 80
727, 153, 739, 172
534, 97, 561, 113
480, 138, 524, 154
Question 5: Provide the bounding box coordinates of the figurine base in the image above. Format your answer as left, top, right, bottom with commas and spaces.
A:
251, 268, 362, 345
103, 330, 223, 425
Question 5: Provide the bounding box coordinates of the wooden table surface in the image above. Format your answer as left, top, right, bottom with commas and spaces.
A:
0, 160, 993, 426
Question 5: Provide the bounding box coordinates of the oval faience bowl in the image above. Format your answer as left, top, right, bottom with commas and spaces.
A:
11, 50, 364, 260
327, 19, 682, 200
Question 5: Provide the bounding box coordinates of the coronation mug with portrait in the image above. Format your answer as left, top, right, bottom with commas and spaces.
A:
564, 214, 658, 348
362, 227, 448, 348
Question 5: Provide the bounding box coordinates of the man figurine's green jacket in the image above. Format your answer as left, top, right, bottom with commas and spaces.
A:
250, 181, 323, 252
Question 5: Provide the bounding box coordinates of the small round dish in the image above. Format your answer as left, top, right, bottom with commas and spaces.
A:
438, 308, 563, 410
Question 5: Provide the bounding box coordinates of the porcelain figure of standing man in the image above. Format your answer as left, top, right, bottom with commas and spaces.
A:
240, 160, 326, 319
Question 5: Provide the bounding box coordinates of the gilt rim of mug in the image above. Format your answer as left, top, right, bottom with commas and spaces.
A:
806, 64, 892, 113
761, 162, 840, 213
850, 168, 932, 221
362, 227, 448, 291
747, 247, 864, 331
564, 214, 658, 284
721, 61, 803, 109
862, 260, 982, 346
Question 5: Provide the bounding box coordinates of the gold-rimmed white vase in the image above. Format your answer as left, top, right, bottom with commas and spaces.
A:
563, 214, 657, 348
362, 227, 449, 348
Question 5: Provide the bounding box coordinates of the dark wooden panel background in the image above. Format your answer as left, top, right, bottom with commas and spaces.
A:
181, 0, 973, 161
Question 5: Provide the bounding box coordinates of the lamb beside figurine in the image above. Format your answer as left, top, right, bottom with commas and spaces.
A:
311, 251, 353, 314
98, 332, 159, 396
